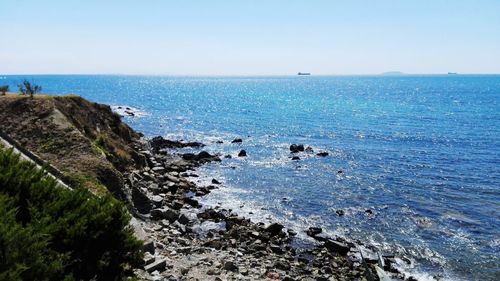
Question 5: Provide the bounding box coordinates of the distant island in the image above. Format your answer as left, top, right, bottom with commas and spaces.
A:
447, 72, 458, 75
381, 71, 405, 76
297, 72, 311, 75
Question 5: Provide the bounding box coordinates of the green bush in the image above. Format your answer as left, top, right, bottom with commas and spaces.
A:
0, 147, 143, 281
17, 80, 41, 98
0, 85, 8, 95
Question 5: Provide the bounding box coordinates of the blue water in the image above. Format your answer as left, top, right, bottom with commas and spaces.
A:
2, 75, 499, 280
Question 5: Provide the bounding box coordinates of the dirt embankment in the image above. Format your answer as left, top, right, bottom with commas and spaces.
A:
0, 94, 145, 197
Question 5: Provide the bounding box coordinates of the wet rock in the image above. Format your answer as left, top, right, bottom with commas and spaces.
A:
324, 239, 350, 255
316, 152, 329, 157
170, 200, 184, 210
211, 178, 221, 184
238, 150, 247, 157
231, 138, 243, 143
266, 222, 285, 236
150, 136, 204, 151
216, 140, 224, 144
224, 154, 232, 159
289, 144, 305, 153
306, 227, 323, 237
291, 156, 300, 160
336, 209, 345, 216
305, 146, 314, 153
365, 209, 373, 215
184, 197, 200, 208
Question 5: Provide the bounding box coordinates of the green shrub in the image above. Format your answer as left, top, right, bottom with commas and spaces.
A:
17, 80, 42, 98
0, 85, 8, 95
0, 147, 143, 281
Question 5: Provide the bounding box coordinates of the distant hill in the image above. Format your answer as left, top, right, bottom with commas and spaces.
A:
381, 71, 405, 76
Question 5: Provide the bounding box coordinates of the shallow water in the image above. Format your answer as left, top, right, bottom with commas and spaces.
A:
3, 75, 499, 280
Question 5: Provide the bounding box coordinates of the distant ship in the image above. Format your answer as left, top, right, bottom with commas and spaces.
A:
297, 72, 311, 75
448, 72, 458, 75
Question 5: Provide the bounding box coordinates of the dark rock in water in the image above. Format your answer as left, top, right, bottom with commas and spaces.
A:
216, 140, 224, 144
266, 223, 285, 236
324, 239, 350, 255
224, 154, 232, 159
291, 156, 300, 160
182, 151, 221, 162
231, 138, 243, 143
290, 144, 305, 153
305, 146, 314, 153
184, 197, 200, 208
132, 186, 152, 214
317, 152, 329, 157
306, 227, 323, 237
238, 150, 247, 157
181, 153, 196, 161
212, 178, 221, 184
365, 209, 373, 215
287, 229, 297, 236
336, 209, 345, 216
337, 170, 343, 174
198, 151, 212, 158
150, 136, 204, 151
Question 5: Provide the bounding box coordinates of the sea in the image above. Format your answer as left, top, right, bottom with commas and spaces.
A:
1, 75, 499, 280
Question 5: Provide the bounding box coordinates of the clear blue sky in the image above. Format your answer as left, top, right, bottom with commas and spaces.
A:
1, 0, 499, 75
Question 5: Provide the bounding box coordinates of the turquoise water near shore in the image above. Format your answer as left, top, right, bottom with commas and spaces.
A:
2, 75, 499, 280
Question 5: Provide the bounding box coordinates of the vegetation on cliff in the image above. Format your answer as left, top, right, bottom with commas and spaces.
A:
0, 94, 144, 197
0, 147, 143, 281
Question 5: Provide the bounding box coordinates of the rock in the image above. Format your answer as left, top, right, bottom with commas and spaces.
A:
224, 154, 232, 159
306, 227, 323, 237
130, 218, 155, 254
291, 156, 300, 160
274, 259, 291, 270
287, 229, 297, 236
184, 197, 200, 208
336, 209, 345, 216
265, 223, 284, 236
151, 166, 166, 173
204, 239, 223, 250
144, 259, 167, 273
143, 252, 155, 265
365, 209, 373, 215
132, 186, 152, 214
150, 208, 179, 221
150, 136, 204, 151
290, 144, 305, 153
177, 213, 190, 225
216, 140, 224, 144
324, 239, 350, 255
151, 195, 163, 207
317, 152, 329, 157
197, 151, 212, 159
223, 261, 238, 272
170, 200, 184, 210
305, 146, 314, 153
238, 150, 247, 157
231, 138, 243, 143
211, 178, 221, 184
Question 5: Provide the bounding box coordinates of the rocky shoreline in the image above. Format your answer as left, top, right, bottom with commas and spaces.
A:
125, 136, 417, 281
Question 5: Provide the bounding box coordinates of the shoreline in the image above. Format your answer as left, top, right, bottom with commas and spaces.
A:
127, 135, 413, 281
